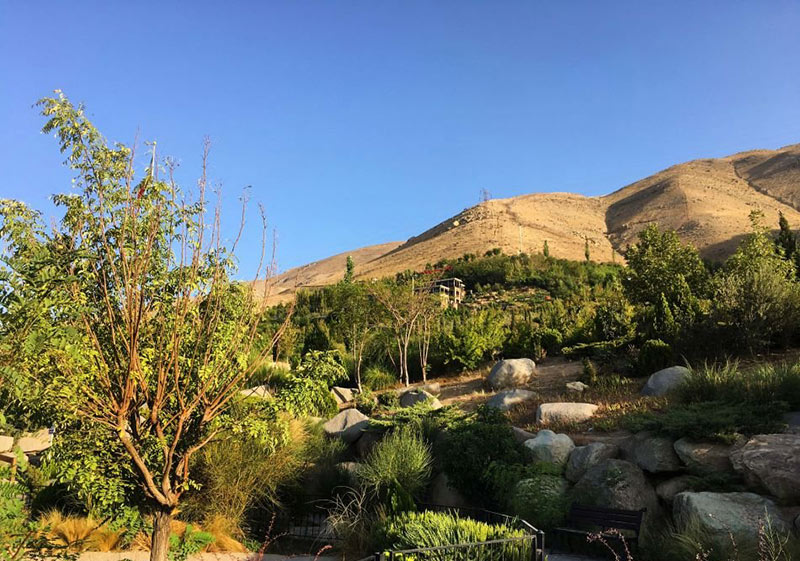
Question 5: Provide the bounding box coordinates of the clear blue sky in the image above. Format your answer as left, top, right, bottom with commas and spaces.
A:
2, 1, 800, 277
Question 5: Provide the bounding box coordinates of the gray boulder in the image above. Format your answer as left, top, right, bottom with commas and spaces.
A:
656, 475, 696, 503
624, 431, 681, 473
16, 429, 53, 454
566, 381, 589, 394
572, 459, 659, 527
331, 386, 356, 405
355, 429, 385, 458
486, 389, 537, 411
524, 430, 575, 467
673, 492, 787, 543
641, 366, 689, 397
487, 358, 536, 390
673, 438, 732, 473
511, 427, 536, 444
536, 402, 598, 424
0, 436, 13, 453
417, 382, 442, 396
566, 442, 619, 483
323, 409, 370, 443
430, 472, 469, 508
399, 389, 442, 409
730, 434, 800, 502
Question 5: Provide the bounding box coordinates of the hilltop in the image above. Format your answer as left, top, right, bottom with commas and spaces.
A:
265, 143, 800, 303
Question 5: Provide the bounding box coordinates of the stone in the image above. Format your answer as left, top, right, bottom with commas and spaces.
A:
239, 384, 272, 399
565, 442, 619, 483
399, 389, 442, 409
524, 430, 575, 467
536, 402, 598, 424
673, 438, 732, 473
331, 386, 356, 404
16, 429, 53, 454
566, 381, 589, 393
487, 358, 536, 390
656, 475, 696, 503
730, 434, 800, 502
355, 429, 385, 458
323, 409, 370, 444
0, 435, 13, 453
430, 472, 469, 508
641, 366, 689, 397
417, 382, 442, 396
784, 411, 800, 435
511, 427, 536, 444
673, 492, 787, 543
486, 389, 537, 411
623, 431, 681, 473
572, 459, 659, 528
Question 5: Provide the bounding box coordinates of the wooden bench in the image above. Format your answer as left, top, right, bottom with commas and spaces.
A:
554, 504, 645, 553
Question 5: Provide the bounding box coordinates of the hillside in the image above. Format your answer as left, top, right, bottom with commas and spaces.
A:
264, 143, 800, 303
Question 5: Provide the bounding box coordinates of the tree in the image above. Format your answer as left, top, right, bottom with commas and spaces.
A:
543, 240, 550, 258
416, 293, 441, 382
0, 93, 286, 561
584, 237, 591, 262
330, 282, 377, 389
344, 255, 355, 283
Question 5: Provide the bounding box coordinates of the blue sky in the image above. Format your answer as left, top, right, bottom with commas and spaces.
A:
2, 1, 799, 277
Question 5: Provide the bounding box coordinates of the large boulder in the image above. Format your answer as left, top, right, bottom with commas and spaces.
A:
16, 429, 53, 454
0, 436, 13, 453
323, 409, 370, 443
486, 389, 537, 411
565, 381, 589, 394
355, 429, 385, 458
511, 427, 536, 444
565, 442, 619, 483
623, 431, 681, 473
641, 366, 689, 397
656, 475, 696, 503
487, 359, 536, 390
730, 434, 800, 502
572, 459, 659, 527
524, 430, 575, 467
536, 402, 598, 425
399, 389, 442, 409
430, 472, 469, 508
331, 386, 356, 405
673, 492, 787, 543
673, 438, 732, 473
417, 382, 442, 396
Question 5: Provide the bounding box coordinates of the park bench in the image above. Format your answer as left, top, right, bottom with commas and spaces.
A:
553, 504, 645, 554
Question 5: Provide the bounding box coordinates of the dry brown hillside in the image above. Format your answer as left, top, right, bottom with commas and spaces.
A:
263, 143, 800, 303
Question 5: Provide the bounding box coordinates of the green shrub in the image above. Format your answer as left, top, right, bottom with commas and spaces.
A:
377, 391, 400, 410
355, 389, 378, 415
374, 510, 528, 558
443, 309, 508, 370
363, 366, 397, 391
508, 474, 569, 531
358, 427, 432, 511
637, 339, 673, 375
504, 324, 563, 360
169, 524, 215, 561
296, 349, 348, 387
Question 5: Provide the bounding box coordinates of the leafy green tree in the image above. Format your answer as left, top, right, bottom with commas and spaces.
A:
543, 240, 550, 258
329, 282, 378, 389
443, 309, 508, 370
776, 212, 797, 260
0, 93, 285, 561
584, 237, 591, 262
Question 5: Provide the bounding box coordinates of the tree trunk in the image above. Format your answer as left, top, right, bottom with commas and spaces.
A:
150, 505, 173, 561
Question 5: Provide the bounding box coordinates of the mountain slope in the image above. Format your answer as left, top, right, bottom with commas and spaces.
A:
263, 143, 800, 303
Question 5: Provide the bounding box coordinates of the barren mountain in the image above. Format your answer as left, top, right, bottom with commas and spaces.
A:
264, 143, 800, 303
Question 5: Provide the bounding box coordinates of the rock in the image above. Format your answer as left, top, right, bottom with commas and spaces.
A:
355, 429, 385, 458
399, 389, 442, 409
566, 442, 619, 483
623, 431, 681, 473
572, 459, 659, 527
536, 402, 598, 424
511, 427, 536, 444
656, 475, 696, 503
430, 473, 469, 508
566, 381, 589, 393
486, 389, 537, 411
239, 384, 272, 399
16, 429, 53, 454
730, 434, 800, 502
331, 386, 356, 404
323, 409, 370, 443
784, 411, 800, 435
641, 366, 689, 397
0, 436, 13, 453
673, 492, 787, 543
417, 382, 442, 396
524, 430, 575, 467
487, 358, 536, 390
673, 438, 732, 473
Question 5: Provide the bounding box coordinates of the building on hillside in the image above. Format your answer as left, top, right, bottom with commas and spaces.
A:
424, 277, 466, 309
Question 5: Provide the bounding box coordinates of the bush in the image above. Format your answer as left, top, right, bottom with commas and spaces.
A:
354, 389, 378, 415
637, 339, 673, 375
443, 309, 508, 370
374, 510, 528, 558
508, 474, 569, 531
363, 365, 396, 391
377, 390, 400, 410
357, 427, 432, 512
295, 349, 348, 387
504, 323, 563, 360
